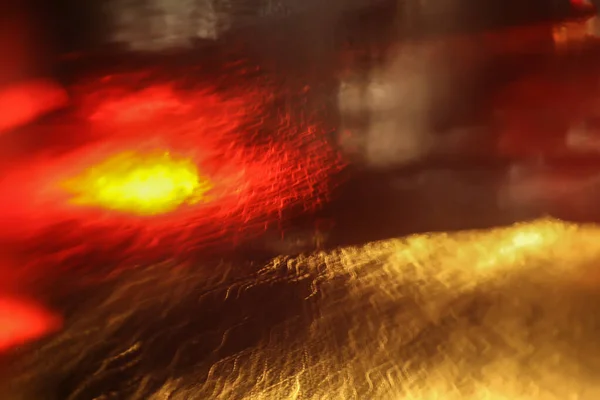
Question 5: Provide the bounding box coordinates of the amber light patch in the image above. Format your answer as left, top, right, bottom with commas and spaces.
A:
62, 151, 213, 216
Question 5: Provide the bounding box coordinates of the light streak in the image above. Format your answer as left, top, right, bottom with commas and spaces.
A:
9, 218, 600, 399
0, 70, 343, 259
0, 79, 68, 134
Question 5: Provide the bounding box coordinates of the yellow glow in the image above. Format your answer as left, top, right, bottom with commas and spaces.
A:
62, 151, 212, 215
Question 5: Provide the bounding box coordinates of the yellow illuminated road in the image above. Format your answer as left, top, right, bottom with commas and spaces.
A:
11, 219, 600, 399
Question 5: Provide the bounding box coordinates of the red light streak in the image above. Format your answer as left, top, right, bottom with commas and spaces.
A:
0, 69, 344, 263
0, 79, 68, 134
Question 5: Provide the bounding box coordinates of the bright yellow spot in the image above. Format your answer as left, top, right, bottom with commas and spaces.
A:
62, 151, 212, 215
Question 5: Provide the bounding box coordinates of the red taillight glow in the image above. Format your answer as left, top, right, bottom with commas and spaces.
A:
0, 70, 344, 260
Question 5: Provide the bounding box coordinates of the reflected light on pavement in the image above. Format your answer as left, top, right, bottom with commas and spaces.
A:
11, 219, 600, 399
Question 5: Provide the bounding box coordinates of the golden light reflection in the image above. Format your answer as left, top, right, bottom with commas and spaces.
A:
11, 219, 600, 399
62, 151, 212, 215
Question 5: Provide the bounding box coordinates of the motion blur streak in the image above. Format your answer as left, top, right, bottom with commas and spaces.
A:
10, 219, 600, 399
105, 0, 346, 50
0, 74, 342, 256
338, 43, 437, 166
0, 80, 67, 134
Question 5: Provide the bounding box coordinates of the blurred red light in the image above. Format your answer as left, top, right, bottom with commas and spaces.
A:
0, 296, 61, 351
0, 69, 344, 264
